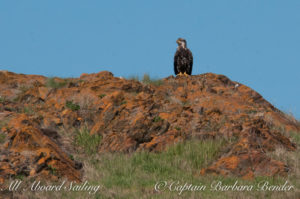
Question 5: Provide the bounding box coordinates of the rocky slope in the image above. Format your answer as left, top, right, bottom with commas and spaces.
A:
0, 70, 299, 183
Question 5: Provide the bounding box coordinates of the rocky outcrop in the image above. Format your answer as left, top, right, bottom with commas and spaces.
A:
0, 70, 299, 182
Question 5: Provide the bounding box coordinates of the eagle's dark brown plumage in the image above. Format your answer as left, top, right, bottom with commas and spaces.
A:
174, 38, 193, 76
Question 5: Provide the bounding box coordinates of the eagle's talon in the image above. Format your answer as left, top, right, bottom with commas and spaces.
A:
177, 72, 183, 76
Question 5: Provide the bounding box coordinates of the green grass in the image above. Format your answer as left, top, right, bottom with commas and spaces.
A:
128, 74, 163, 86
14, 174, 25, 180
98, 94, 106, 99
48, 165, 57, 175
141, 74, 163, 86
19, 85, 30, 93
181, 100, 190, 106
84, 138, 229, 196
289, 131, 300, 145
0, 120, 8, 129
69, 154, 74, 161
65, 100, 80, 111
245, 109, 258, 114
0, 96, 6, 103
74, 127, 102, 155
10, 137, 300, 198
12, 85, 31, 102
46, 77, 68, 89
129, 139, 226, 176
76, 137, 300, 198
120, 100, 127, 105
153, 116, 163, 123
0, 133, 6, 144
23, 106, 34, 115
175, 126, 181, 131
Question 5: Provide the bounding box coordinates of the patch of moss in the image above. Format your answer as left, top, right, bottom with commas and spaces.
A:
153, 116, 163, 122
98, 94, 106, 99
46, 77, 68, 89
65, 100, 80, 111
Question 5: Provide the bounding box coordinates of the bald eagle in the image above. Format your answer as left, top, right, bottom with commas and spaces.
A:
174, 38, 193, 76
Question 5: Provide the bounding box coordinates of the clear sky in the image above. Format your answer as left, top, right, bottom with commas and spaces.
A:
0, 1, 299, 119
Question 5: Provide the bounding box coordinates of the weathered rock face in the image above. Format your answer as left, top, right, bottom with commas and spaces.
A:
0, 70, 299, 181
0, 114, 82, 183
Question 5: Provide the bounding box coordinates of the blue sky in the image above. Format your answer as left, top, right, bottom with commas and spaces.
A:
0, 1, 299, 119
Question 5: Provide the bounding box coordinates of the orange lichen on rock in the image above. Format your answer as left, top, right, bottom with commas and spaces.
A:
0, 114, 82, 183
0, 70, 299, 182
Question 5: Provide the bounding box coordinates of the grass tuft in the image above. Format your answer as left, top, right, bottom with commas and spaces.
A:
23, 106, 34, 115
48, 165, 57, 175
74, 127, 102, 155
46, 77, 68, 89
142, 74, 163, 86
153, 116, 163, 122
0, 96, 6, 103
289, 131, 300, 146
0, 133, 6, 144
127, 74, 163, 86
120, 100, 127, 105
98, 94, 106, 99
65, 100, 80, 111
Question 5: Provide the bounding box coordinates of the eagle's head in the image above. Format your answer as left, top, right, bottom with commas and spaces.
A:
176, 38, 187, 48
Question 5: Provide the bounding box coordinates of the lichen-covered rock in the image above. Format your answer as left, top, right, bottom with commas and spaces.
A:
0, 70, 299, 182
0, 114, 82, 183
